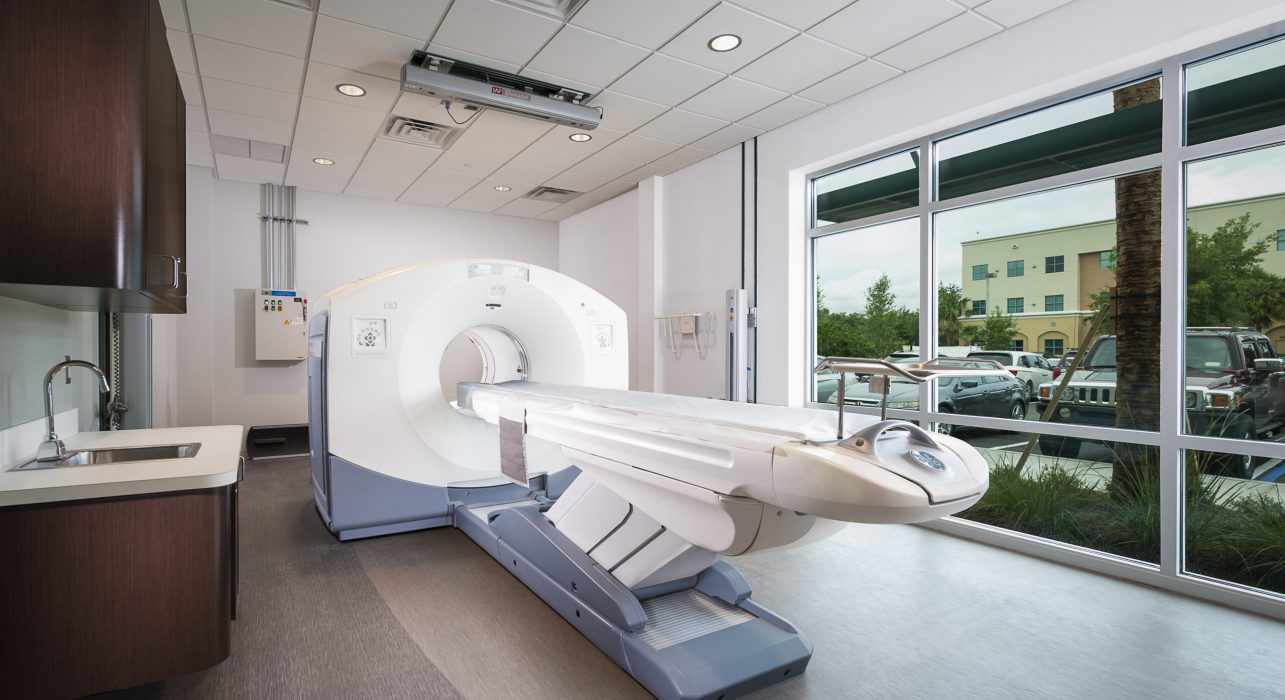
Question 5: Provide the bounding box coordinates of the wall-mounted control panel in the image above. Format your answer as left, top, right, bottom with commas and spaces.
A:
256, 289, 309, 361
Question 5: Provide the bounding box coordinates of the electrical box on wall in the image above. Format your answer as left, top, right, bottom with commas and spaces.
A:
256, 289, 309, 361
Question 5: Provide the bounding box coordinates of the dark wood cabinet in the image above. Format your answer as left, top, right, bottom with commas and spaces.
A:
0, 485, 237, 698
0, 0, 186, 313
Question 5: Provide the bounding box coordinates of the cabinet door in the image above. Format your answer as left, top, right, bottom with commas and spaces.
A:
143, 0, 186, 310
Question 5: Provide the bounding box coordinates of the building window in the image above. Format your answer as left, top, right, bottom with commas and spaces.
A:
1007, 297, 1024, 314
1045, 294, 1065, 312
1010, 339, 1024, 351
1277, 229, 1285, 251
1045, 255, 1065, 273
971, 300, 986, 316
1099, 250, 1115, 269
972, 264, 989, 280
1007, 260, 1025, 277
1044, 338, 1064, 356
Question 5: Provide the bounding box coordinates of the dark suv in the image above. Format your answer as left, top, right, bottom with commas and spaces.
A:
1034, 328, 1285, 477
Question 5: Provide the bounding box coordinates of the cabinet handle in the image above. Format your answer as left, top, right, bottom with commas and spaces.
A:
165, 255, 183, 289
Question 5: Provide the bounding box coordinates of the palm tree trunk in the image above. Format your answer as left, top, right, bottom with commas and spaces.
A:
1111, 79, 1163, 495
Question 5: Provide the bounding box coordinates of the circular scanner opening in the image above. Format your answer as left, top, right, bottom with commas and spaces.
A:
438, 325, 528, 404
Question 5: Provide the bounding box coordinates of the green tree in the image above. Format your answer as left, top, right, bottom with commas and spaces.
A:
976, 309, 1018, 350
1186, 213, 1285, 328
938, 283, 970, 345
861, 274, 905, 357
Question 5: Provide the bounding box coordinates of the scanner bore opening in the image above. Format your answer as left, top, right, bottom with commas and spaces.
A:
439, 325, 528, 403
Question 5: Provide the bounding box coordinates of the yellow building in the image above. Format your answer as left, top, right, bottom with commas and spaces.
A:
959, 194, 1285, 355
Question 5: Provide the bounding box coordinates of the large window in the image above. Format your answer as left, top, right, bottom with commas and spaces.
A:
808, 29, 1285, 613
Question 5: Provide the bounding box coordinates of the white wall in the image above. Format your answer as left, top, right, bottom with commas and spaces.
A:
0, 297, 99, 433
656, 149, 743, 399
558, 189, 641, 389
175, 167, 560, 429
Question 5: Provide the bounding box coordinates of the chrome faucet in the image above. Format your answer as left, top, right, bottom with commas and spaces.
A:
36, 360, 111, 462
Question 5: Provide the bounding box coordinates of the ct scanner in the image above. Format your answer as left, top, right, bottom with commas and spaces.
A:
308, 258, 997, 700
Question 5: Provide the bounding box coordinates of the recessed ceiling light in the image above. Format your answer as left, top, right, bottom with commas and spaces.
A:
568, 133, 592, 142
494, 185, 512, 192
335, 83, 366, 97
707, 34, 741, 52
312, 157, 335, 165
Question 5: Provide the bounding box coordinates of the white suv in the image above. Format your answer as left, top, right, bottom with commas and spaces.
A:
966, 350, 1054, 398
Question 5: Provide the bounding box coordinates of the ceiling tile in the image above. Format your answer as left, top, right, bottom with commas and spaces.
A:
202, 77, 299, 122
565, 155, 644, 180
296, 96, 386, 136
345, 175, 412, 200
544, 171, 612, 192
491, 160, 565, 186
739, 95, 824, 131
974, 0, 1073, 28
955, 0, 990, 6
194, 36, 305, 93
658, 3, 796, 73
319, 0, 450, 40
679, 77, 786, 122
527, 26, 650, 90
207, 109, 294, 144
215, 154, 285, 184
400, 188, 461, 208
633, 109, 727, 144
424, 44, 521, 74
432, 150, 505, 178
517, 67, 600, 96
166, 30, 197, 74
285, 152, 359, 193
596, 134, 682, 163
186, 0, 312, 57
449, 129, 537, 161
650, 146, 715, 171
570, 0, 720, 51
159, 0, 189, 31
507, 143, 591, 172
292, 124, 373, 158
366, 138, 445, 168
178, 72, 202, 105
586, 91, 669, 132
187, 104, 208, 132
726, 0, 854, 30
467, 109, 555, 142
734, 35, 861, 93
431, 0, 562, 66
494, 198, 559, 217
875, 13, 1001, 71
536, 125, 626, 153
311, 16, 426, 81
302, 62, 402, 114
450, 191, 513, 213
608, 54, 723, 106
797, 60, 900, 104
809, 0, 962, 56
689, 123, 763, 152
186, 131, 214, 167
407, 168, 482, 195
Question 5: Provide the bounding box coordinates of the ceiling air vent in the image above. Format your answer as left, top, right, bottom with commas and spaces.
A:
522, 186, 581, 204
382, 116, 463, 150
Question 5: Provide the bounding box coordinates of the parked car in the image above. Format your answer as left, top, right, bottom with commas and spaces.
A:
1034, 328, 1285, 477
828, 360, 1027, 436
966, 350, 1055, 399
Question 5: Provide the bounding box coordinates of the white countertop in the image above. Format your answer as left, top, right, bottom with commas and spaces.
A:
0, 425, 245, 507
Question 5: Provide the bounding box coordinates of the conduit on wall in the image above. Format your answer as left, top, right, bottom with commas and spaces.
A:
259, 183, 307, 290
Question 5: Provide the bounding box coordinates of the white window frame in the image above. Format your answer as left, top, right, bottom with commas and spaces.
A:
805, 26, 1285, 621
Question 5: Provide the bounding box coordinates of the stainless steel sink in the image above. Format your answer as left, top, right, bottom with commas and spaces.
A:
12, 443, 201, 471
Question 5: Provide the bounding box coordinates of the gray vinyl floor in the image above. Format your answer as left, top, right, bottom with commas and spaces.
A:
112, 457, 1285, 700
